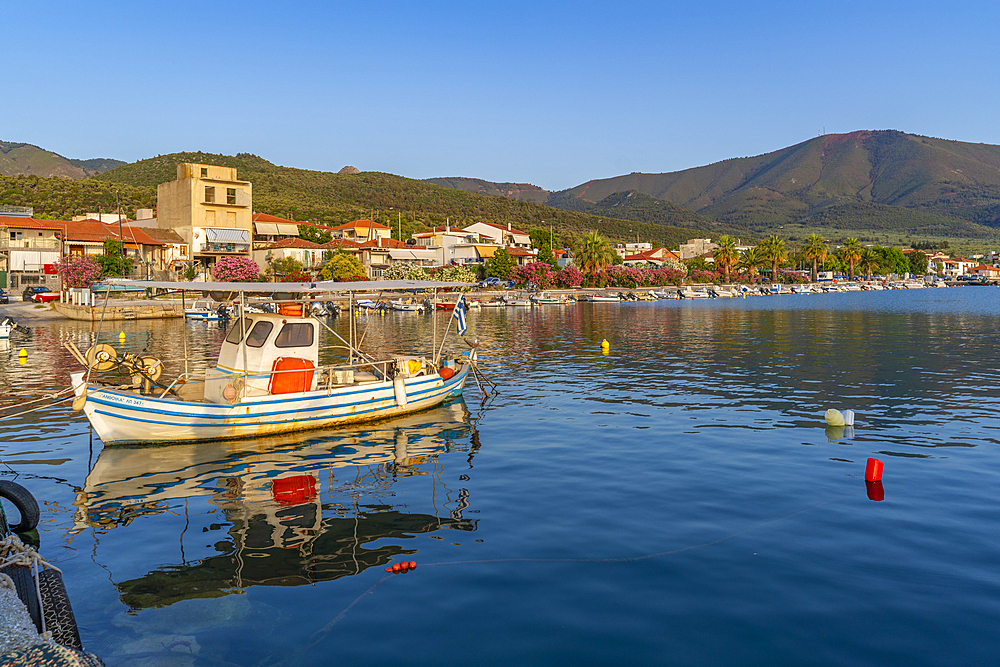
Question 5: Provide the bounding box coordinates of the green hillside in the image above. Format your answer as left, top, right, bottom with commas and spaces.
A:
551, 131, 1000, 236
0, 141, 125, 178
0, 173, 155, 220
426, 177, 550, 205
86, 152, 712, 248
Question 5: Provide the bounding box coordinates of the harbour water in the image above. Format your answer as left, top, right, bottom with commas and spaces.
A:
1, 287, 998, 666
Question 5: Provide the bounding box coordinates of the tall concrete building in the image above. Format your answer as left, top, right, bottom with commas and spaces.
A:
157, 163, 252, 272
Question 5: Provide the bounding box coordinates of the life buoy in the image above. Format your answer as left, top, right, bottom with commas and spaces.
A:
0, 480, 40, 533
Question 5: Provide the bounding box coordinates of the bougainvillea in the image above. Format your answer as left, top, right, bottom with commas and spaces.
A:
509, 262, 555, 289
556, 265, 584, 288
281, 270, 313, 283
688, 269, 719, 284
211, 256, 261, 282
56, 255, 101, 288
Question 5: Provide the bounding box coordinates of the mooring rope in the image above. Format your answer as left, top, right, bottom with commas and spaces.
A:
0, 535, 63, 636
0, 390, 76, 422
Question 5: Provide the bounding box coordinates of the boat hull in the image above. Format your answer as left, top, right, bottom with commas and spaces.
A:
72, 365, 470, 446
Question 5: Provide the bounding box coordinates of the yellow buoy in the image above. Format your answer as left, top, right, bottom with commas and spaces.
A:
18, 348, 26, 357
601, 339, 610, 354
119, 331, 126, 343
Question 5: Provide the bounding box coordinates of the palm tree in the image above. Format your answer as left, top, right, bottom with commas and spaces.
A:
840, 238, 864, 280
738, 247, 762, 283
759, 235, 788, 283
713, 235, 739, 283
858, 248, 883, 280
802, 234, 828, 283
575, 231, 615, 274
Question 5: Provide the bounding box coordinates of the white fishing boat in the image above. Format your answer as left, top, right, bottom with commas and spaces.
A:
388, 298, 424, 312
67, 279, 478, 446
0, 317, 14, 339
530, 292, 569, 305
580, 292, 621, 302
680, 287, 710, 299
184, 300, 219, 320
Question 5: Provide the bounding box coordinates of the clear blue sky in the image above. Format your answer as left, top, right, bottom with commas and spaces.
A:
5, 0, 999, 191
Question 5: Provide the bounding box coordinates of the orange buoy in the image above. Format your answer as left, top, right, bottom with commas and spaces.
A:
385, 567, 393, 572
408, 561, 417, 569
278, 302, 303, 316
865, 458, 884, 481
439, 367, 455, 380
392, 562, 401, 572
866, 480, 885, 501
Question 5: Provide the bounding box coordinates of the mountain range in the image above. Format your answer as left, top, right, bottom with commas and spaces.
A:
0, 141, 125, 178
429, 130, 1000, 241
4, 131, 1000, 247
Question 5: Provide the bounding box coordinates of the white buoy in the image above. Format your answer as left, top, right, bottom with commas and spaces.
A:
824, 409, 846, 426
843, 410, 855, 426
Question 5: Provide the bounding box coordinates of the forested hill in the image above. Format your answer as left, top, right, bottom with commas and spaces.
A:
0, 141, 124, 178
555, 131, 1000, 231
87, 151, 713, 248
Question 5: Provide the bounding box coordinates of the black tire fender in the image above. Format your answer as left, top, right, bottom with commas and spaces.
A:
0, 480, 40, 533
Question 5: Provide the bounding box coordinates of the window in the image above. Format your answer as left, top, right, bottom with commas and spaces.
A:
227, 188, 237, 205
226, 211, 236, 225
205, 186, 215, 203
206, 210, 216, 225
10, 232, 21, 241
200, 167, 208, 177
275, 323, 314, 348
225, 318, 250, 344
246, 321, 274, 348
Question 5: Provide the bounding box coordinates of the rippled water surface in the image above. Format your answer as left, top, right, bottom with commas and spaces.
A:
1, 288, 998, 666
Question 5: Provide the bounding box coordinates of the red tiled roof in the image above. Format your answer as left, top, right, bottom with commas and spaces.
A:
322, 239, 362, 250
259, 238, 324, 250
360, 238, 408, 249
0, 216, 69, 231
508, 247, 536, 256
252, 212, 302, 224
331, 219, 390, 231
469, 221, 530, 236
59, 220, 170, 245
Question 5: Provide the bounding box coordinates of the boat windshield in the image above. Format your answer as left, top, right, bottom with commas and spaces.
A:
225, 319, 250, 344
275, 322, 314, 348
246, 321, 273, 348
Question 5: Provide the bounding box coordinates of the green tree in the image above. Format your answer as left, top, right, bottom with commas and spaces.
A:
299, 223, 332, 244
738, 247, 762, 283
839, 238, 864, 280
759, 235, 788, 282
858, 248, 883, 279
908, 250, 928, 275
575, 231, 615, 274
537, 243, 558, 269
874, 246, 909, 275
802, 233, 828, 282
319, 250, 367, 281
486, 247, 516, 278
96, 239, 134, 278
713, 235, 739, 283
271, 256, 303, 277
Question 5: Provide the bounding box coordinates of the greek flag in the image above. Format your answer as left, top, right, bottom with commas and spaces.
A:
453, 295, 467, 336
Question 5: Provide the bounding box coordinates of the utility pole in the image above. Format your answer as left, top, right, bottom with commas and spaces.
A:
116, 192, 124, 278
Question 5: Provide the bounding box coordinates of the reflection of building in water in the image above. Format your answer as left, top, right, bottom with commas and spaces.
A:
71, 403, 480, 610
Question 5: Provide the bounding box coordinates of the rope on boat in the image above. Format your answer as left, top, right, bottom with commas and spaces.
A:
0, 389, 75, 421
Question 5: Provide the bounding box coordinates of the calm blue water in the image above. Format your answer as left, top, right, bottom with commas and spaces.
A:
1, 287, 998, 666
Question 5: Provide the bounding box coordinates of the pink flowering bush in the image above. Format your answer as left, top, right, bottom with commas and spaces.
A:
688, 269, 719, 284
510, 262, 555, 289
780, 269, 808, 284
556, 265, 584, 288
211, 256, 260, 282
57, 255, 102, 288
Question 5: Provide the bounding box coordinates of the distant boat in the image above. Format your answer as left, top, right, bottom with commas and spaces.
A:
184, 300, 219, 320
680, 288, 710, 299
530, 292, 568, 305
389, 299, 424, 312
580, 292, 620, 302
0, 317, 14, 339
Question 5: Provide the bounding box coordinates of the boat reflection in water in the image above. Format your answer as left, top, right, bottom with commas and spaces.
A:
72, 401, 479, 610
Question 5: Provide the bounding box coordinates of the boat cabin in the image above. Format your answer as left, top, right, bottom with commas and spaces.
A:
204, 306, 320, 403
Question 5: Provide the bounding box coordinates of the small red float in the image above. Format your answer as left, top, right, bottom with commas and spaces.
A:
865, 458, 884, 482
392, 562, 401, 572
866, 480, 885, 502
408, 561, 417, 569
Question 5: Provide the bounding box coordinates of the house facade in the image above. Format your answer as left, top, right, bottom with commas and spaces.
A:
157, 163, 253, 274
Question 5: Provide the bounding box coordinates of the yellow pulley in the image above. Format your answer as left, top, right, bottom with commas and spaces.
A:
85, 344, 118, 372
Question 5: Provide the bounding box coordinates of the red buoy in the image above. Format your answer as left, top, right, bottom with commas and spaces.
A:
866, 480, 885, 501
865, 458, 884, 481
408, 561, 417, 569
392, 562, 401, 572
385, 567, 393, 572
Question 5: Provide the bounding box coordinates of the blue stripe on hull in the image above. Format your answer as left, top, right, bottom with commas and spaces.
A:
83, 366, 469, 445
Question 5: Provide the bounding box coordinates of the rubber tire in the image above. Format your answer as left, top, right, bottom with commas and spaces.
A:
39, 568, 83, 650
0, 480, 40, 533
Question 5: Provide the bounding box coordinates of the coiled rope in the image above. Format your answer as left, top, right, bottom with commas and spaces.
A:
0, 535, 62, 636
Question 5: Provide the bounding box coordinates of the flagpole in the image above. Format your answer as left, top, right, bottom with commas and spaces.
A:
435, 294, 464, 365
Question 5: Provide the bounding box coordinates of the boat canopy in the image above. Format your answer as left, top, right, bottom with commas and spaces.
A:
101, 278, 473, 296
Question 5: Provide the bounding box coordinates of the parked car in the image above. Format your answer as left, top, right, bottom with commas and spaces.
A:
0, 289, 8, 305
479, 277, 511, 289
22, 286, 52, 302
